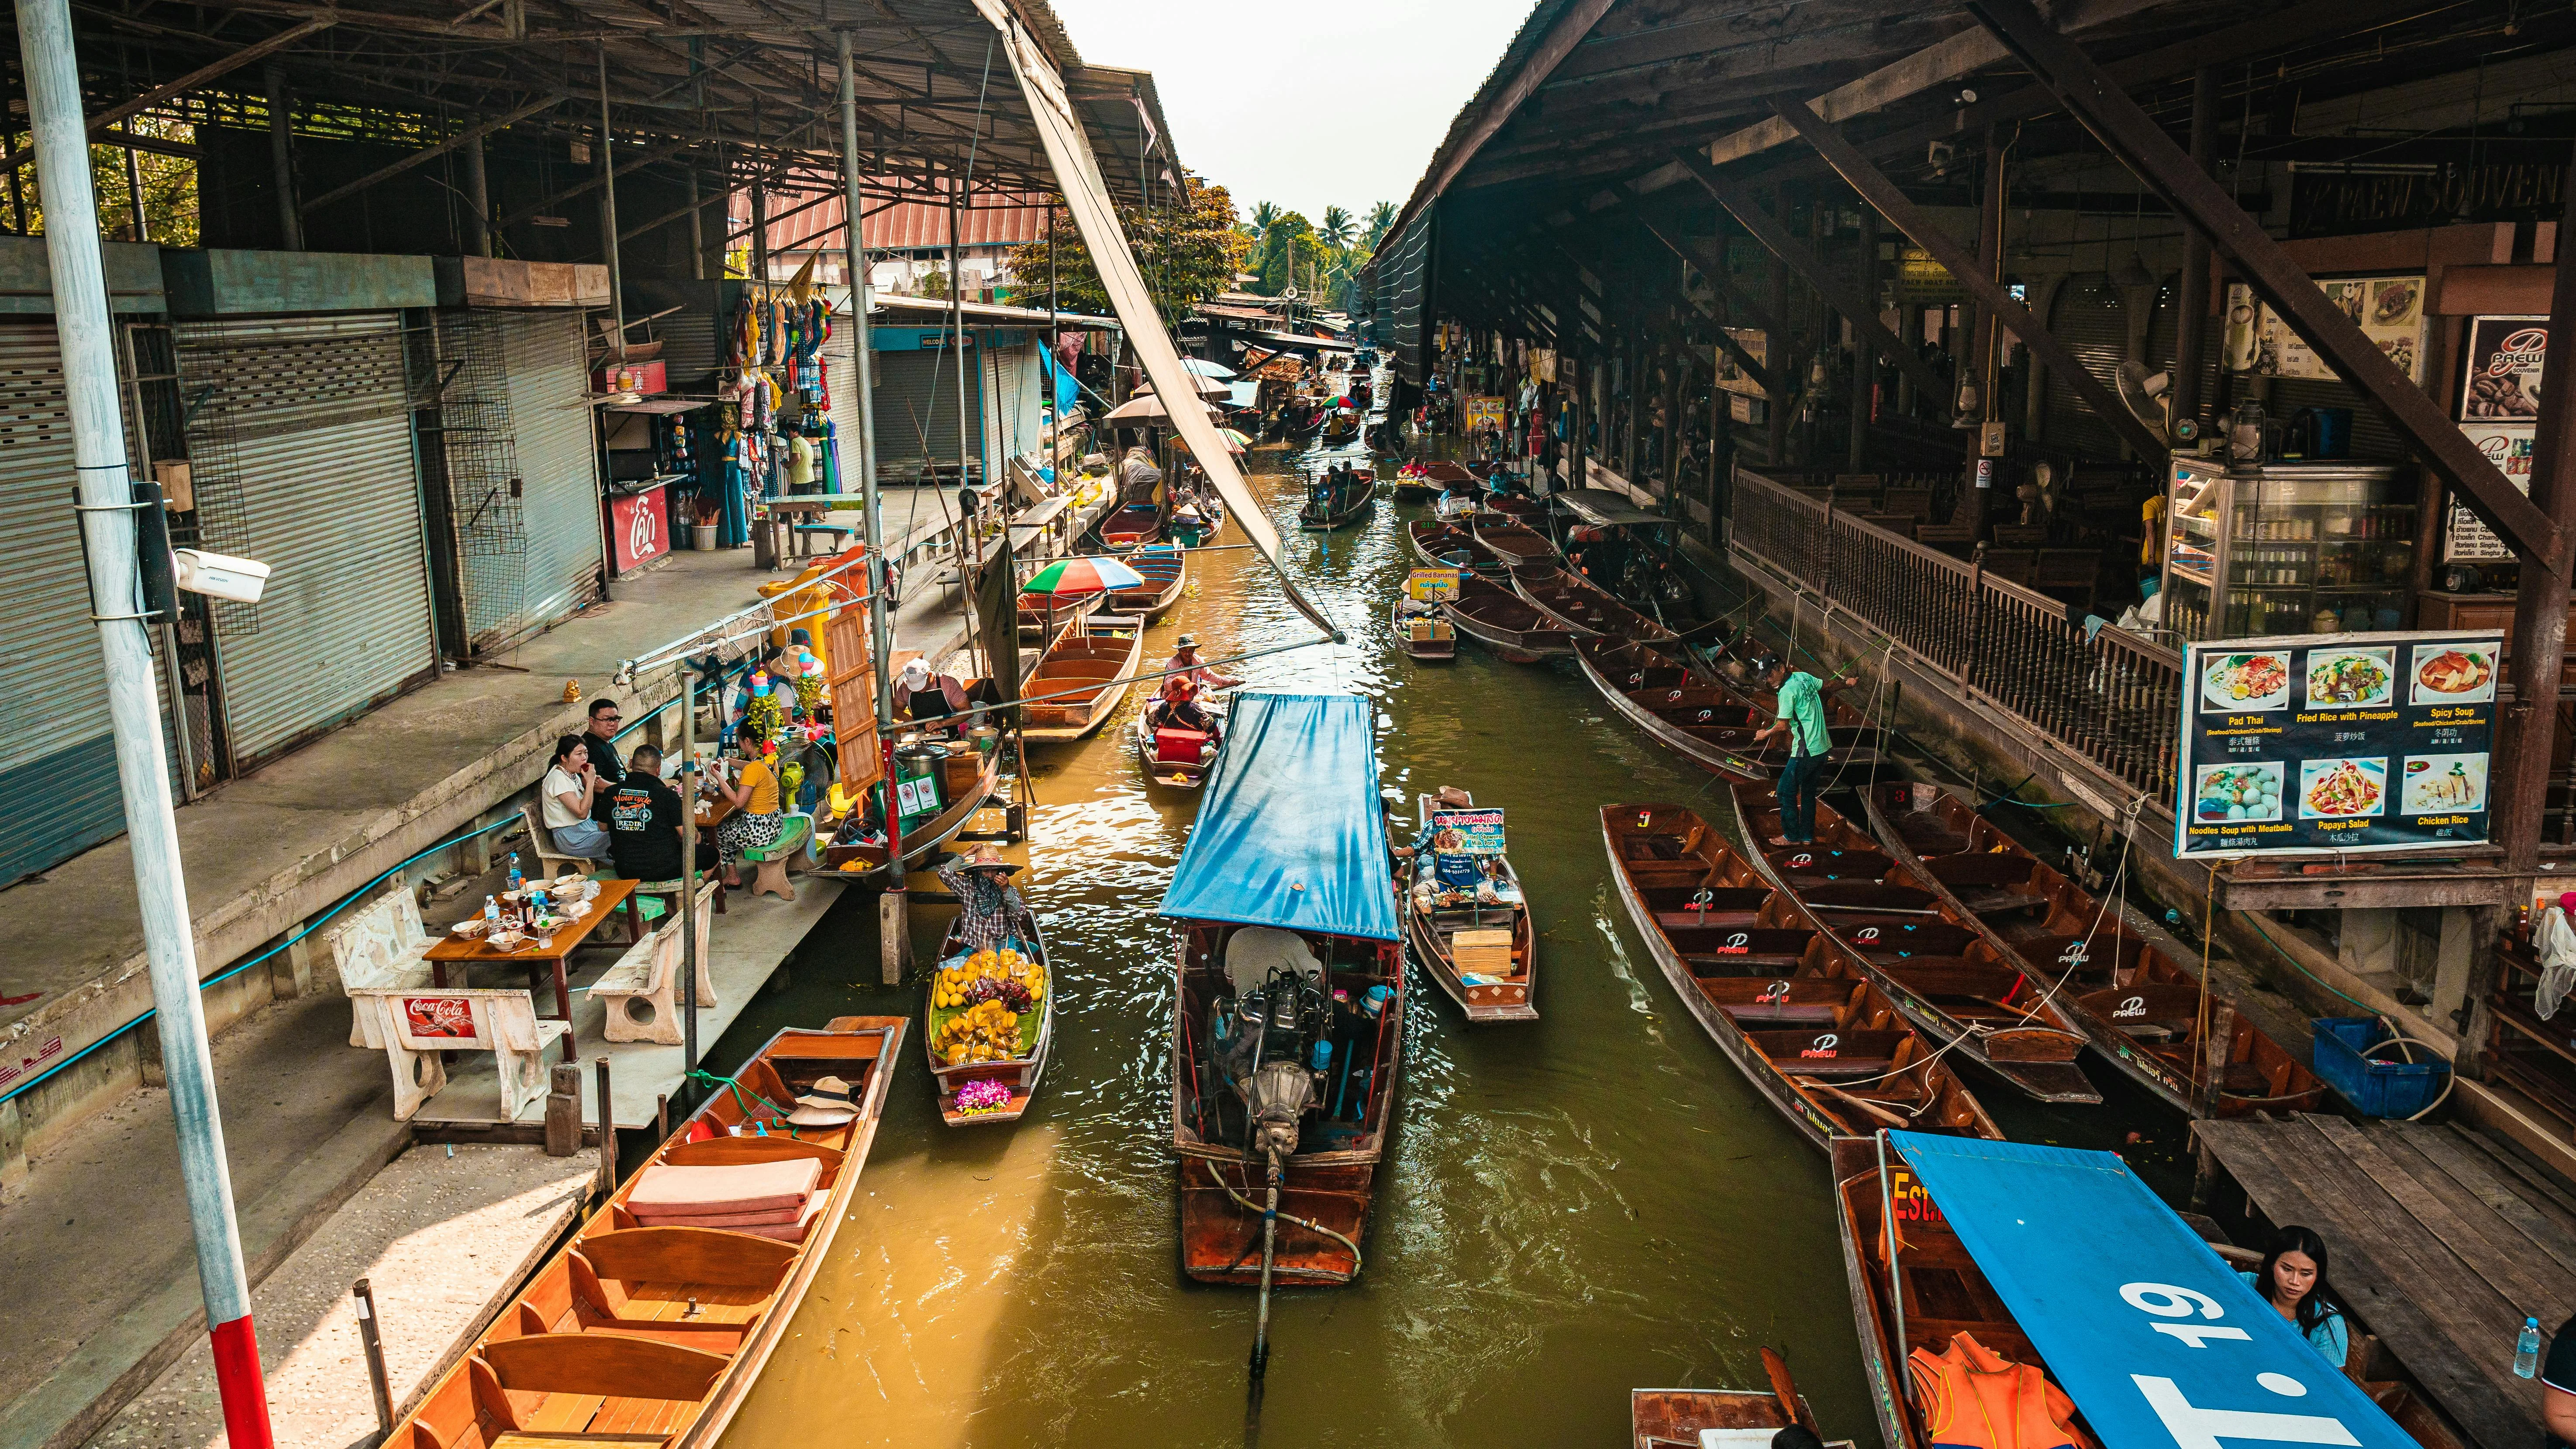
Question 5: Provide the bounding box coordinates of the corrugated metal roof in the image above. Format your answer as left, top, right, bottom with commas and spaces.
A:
755, 190, 1056, 254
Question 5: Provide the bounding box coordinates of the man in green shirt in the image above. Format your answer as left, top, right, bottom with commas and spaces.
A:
1754, 656, 1859, 846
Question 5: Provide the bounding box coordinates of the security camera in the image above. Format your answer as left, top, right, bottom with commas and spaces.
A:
172, 548, 271, 604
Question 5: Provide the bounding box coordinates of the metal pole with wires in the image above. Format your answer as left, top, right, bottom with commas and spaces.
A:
20, 0, 274, 1441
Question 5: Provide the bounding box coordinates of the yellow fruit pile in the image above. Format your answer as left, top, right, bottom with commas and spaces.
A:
929, 948, 1045, 1008
933, 999, 1021, 1066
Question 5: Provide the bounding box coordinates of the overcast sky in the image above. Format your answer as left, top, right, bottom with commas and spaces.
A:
1046, 0, 1531, 229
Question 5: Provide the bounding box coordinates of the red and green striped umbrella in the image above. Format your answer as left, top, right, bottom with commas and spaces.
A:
1022, 555, 1148, 596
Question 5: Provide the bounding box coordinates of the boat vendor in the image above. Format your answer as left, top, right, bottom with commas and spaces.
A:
935, 842, 1027, 957
1163, 634, 1240, 696
1150, 675, 1224, 744
897, 657, 997, 736
1483, 459, 1522, 497
1750, 654, 1861, 848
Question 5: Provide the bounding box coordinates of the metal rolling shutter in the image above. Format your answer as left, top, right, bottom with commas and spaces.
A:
177, 313, 438, 771
826, 323, 863, 491
0, 320, 126, 881
502, 313, 603, 626
986, 345, 1041, 463
872, 348, 964, 475
2044, 275, 2129, 459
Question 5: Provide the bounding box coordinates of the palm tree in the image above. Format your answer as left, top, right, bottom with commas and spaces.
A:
1249, 200, 1281, 244
1364, 200, 1397, 249
1319, 204, 1355, 252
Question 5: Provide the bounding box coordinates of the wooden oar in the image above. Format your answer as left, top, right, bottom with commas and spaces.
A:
1806, 1079, 1907, 1130
1762, 1346, 1818, 1435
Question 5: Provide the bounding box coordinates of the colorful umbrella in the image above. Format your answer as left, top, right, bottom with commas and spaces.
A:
1182, 358, 1239, 379
1022, 555, 1147, 596
1220, 427, 1255, 447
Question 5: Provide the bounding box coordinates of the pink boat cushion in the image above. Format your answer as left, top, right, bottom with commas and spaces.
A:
631, 1202, 800, 1228
627, 1158, 821, 1217
730, 1192, 832, 1243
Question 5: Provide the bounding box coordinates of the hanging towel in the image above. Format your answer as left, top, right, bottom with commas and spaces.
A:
2538, 905, 2576, 1020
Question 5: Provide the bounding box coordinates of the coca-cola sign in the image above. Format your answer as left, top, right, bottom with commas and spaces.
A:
2460, 315, 2547, 421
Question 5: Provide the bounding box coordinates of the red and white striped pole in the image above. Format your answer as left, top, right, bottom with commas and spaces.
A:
16, 0, 275, 1441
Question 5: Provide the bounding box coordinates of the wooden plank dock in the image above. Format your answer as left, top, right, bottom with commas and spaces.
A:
2195, 1112, 2576, 1449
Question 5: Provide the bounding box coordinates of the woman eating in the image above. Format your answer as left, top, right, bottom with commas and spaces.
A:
712, 726, 783, 886
2239, 1225, 2348, 1366
541, 736, 610, 860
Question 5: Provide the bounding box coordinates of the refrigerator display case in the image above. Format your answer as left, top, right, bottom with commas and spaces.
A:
2161, 458, 2418, 643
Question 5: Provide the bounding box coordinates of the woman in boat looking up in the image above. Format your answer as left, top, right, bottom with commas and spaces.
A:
2239, 1225, 2348, 1367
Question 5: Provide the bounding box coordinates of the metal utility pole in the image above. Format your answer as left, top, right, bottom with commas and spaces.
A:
840, 32, 907, 981
20, 0, 275, 1441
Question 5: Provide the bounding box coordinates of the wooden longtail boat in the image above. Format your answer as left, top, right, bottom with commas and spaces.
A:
1019, 620, 1145, 744
1298, 478, 1375, 531
1134, 697, 1221, 790
1486, 494, 1544, 521
1391, 471, 1439, 503
1322, 412, 1359, 444
1578, 637, 1883, 781
826, 743, 1003, 871
1391, 599, 1456, 660
386, 1016, 903, 1449
1861, 781, 2327, 1117
1632, 1367, 1848, 1449
1015, 587, 1101, 644
1407, 516, 1497, 568
926, 894, 1052, 1126
1725, 781, 2102, 1105
1513, 563, 1681, 643
1098, 502, 1163, 551
1167, 696, 1404, 1289
1604, 805, 2002, 1150
1403, 789, 1537, 1021
1472, 515, 1559, 565
1445, 581, 1575, 662
1105, 544, 1187, 620
1421, 460, 1477, 489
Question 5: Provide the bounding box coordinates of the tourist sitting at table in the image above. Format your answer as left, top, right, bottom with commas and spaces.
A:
541, 736, 611, 860
1149, 675, 1222, 744
711, 727, 783, 887
606, 744, 705, 883
579, 697, 626, 823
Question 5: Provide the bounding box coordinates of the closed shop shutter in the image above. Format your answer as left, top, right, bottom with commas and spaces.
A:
872, 348, 965, 476
178, 313, 438, 771
984, 344, 1042, 464
826, 323, 863, 491
502, 312, 603, 626
2044, 275, 2129, 459
0, 320, 126, 881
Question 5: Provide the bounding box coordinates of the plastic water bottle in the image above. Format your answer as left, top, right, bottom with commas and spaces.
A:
506, 853, 523, 894
2517, 1318, 2542, 1379
483, 895, 499, 929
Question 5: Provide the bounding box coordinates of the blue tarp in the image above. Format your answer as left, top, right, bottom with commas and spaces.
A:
1158, 695, 1399, 941
1036, 344, 1079, 415
1890, 1132, 2411, 1449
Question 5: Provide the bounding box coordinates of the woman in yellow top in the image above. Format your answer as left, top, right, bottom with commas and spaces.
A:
714, 725, 786, 885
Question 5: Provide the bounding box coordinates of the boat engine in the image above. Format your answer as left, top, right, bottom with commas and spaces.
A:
1209, 963, 1329, 1155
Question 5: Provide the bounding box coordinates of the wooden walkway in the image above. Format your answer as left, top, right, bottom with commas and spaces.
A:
2195, 1113, 2576, 1449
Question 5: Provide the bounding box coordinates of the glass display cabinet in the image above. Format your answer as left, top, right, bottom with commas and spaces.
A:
2161, 458, 2417, 643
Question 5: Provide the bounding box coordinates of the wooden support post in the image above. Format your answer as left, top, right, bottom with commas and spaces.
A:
2190, 1136, 2219, 1213
2169, 68, 2217, 437
1965, 130, 2005, 536
544, 1063, 581, 1156
1767, 221, 1791, 465
595, 1057, 616, 1199
274, 920, 315, 1000
460, 131, 491, 258
354, 1278, 394, 1437
1850, 207, 1878, 474
655, 1092, 670, 1144
2196, 996, 2238, 1119
879, 885, 913, 984
2455, 903, 2507, 1078
265, 62, 299, 251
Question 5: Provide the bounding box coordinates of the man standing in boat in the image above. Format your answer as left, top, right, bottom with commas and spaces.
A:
936, 843, 1026, 957
1163, 634, 1240, 697
1751, 654, 1859, 847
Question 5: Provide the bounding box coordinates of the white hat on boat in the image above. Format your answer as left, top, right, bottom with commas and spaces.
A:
787, 1075, 860, 1126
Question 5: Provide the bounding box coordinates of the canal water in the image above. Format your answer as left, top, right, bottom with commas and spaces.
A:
705, 444, 2197, 1447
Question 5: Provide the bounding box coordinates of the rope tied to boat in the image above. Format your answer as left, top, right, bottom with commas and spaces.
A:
684, 1068, 802, 1137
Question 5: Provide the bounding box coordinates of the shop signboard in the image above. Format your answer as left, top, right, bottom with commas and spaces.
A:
607, 484, 670, 574
1407, 567, 1460, 602
2176, 630, 2498, 857
1715, 328, 1768, 397
2222, 274, 2428, 384
1462, 395, 1506, 432
1426, 808, 1506, 855
2445, 315, 2545, 561
1895, 246, 1967, 305
1729, 393, 1766, 425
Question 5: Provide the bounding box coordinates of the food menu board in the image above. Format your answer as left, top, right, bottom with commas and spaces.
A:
2445, 316, 2546, 561
2176, 630, 2499, 857
2222, 275, 2429, 384
1716, 329, 1769, 397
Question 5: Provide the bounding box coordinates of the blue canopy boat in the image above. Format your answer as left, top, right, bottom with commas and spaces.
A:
1162, 695, 1404, 1323
1836, 1131, 2421, 1449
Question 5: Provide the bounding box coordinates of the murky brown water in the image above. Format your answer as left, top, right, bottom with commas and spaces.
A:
703, 445, 2190, 1447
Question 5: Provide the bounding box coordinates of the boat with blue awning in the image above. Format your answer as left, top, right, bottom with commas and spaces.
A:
1835, 1130, 2423, 1449
1161, 694, 1404, 1293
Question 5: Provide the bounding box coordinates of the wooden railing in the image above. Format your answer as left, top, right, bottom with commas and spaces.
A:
1728, 465, 2183, 808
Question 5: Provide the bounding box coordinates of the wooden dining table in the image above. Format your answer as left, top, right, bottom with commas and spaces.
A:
424, 878, 643, 1060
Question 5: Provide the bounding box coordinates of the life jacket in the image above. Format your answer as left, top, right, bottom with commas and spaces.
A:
1905, 1333, 2090, 1449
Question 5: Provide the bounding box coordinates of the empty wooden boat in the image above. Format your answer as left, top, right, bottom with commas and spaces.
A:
1105, 544, 1187, 620
1098, 502, 1163, 551
1726, 781, 2101, 1105
1472, 515, 1559, 565
1407, 516, 1498, 568
1403, 789, 1537, 1021
1862, 781, 2328, 1117
926, 891, 1052, 1126
1513, 562, 1679, 643
1579, 637, 1883, 781
1632, 1354, 1849, 1449
385, 1015, 903, 1449
1445, 581, 1576, 662
1604, 805, 2001, 1148
1019, 620, 1145, 744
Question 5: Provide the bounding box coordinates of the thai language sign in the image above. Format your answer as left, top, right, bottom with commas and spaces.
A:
2176, 631, 2497, 857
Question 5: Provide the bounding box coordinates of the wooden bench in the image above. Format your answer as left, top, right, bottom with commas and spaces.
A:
521, 801, 606, 880
349, 986, 569, 1121
1697, 976, 1854, 1025
329, 885, 438, 1049
570, 1227, 797, 1330
1880, 487, 1936, 521
473, 1332, 730, 1442
593, 879, 721, 1046
737, 813, 813, 902
1752, 1026, 1910, 1077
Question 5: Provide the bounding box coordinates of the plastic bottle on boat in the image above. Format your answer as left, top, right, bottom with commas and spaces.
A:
2517, 1318, 2542, 1378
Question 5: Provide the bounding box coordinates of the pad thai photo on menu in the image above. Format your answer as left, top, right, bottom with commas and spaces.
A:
2201, 651, 2290, 711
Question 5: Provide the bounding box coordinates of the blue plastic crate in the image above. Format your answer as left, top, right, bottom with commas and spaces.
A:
2310, 1017, 2450, 1119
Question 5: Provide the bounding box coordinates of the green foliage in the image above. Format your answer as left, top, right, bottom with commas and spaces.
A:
920, 265, 950, 299
1364, 200, 1397, 249
11, 114, 200, 246
1004, 173, 1247, 324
